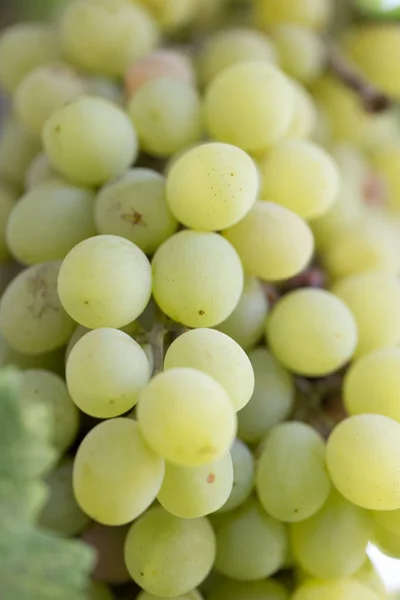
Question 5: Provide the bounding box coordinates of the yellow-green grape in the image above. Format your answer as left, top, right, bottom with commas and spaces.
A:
198, 28, 277, 87
124, 506, 216, 596
266, 289, 358, 377
65, 325, 89, 363
138, 591, 203, 600
204, 62, 295, 154
219, 439, 254, 513
291, 578, 381, 600
128, 78, 202, 158
211, 498, 287, 581
354, 559, 388, 599
25, 153, 59, 190
58, 235, 152, 329
0, 116, 41, 188
371, 141, 400, 212
7, 180, 96, 265
223, 201, 314, 282
81, 523, 131, 584
86, 76, 123, 105
0, 184, 17, 263
137, 0, 199, 31
208, 579, 289, 600
61, 0, 159, 77
164, 329, 254, 413
374, 523, 400, 559
0, 23, 61, 94
272, 25, 326, 84
166, 143, 258, 232
152, 230, 244, 328
0, 261, 75, 355
43, 97, 138, 187
89, 582, 114, 600
286, 81, 317, 140
0, 335, 65, 375
193, 0, 228, 31
238, 348, 295, 444
254, 0, 333, 31
256, 422, 331, 523
327, 414, 400, 510
39, 457, 90, 536
373, 507, 400, 538
95, 169, 178, 255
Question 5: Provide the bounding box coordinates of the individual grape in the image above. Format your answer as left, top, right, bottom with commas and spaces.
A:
137, 0, 199, 31
88, 582, 114, 600
208, 579, 289, 600
354, 558, 388, 598
254, 0, 333, 31
95, 169, 178, 255
218, 439, 254, 513
58, 235, 152, 329
6, 179, 96, 265
164, 329, 254, 413
25, 153, 59, 189
0, 335, 65, 375
238, 348, 295, 445
374, 522, 400, 559
85, 76, 122, 105
128, 78, 202, 158
65, 325, 90, 363
272, 25, 326, 85
291, 578, 381, 600
286, 81, 317, 140
0, 116, 41, 188
223, 202, 314, 282
166, 143, 258, 231
204, 62, 295, 154
124, 506, 216, 596
43, 96, 138, 186
266, 289, 358, 377
73, 418, 165, 525
0, 23, 60, 93
137, 368, 237, 467
370, 141, 400, 211
0, 183, 17, 263
138, 592, 203, 600
152, 230, 244, 328
81, 523, 131, 584
61, 0, 158, 77
0, 261, 75, 355
326, 414, 400, 510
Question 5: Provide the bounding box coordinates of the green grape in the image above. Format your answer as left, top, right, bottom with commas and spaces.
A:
166, 142, 258, 232
128, 78, 202, 158
204, 62, 295, 154
354, 558, 388, 598
272, 25, 325, 85
291, 578, 381, 600
81, 523, 131, 584
66, 328, 150, 418
0, 334, 65, 376
164, 329, 255, 413
211, 498, 287, 581
6, 179, 96, 265
218, 439, 254, 513
0, 23, 61, 94
61, 0, 159, 77
43, 96, 138, 186
73, 418, 165, 525
327, 414, 400, 510
223, 201, 314, 282
373, 507, 400, 537
95, 168, 178, 255
256, 422, 331, 523
137, 0, 199, 31
124, 506, 216, 596
370, 141, 400, 212
152, 230, 244, 328
374, 522, 400, 559
138, 591, 203, 600
254, 0, 333, 31
25, 153, 59, 190
65, 325, 90, 363
157, 453, 233, 518
286, 81, 317, 140
266, 289, 358, 377
238, 348, 295, 445
88, 582, 114, 600
0, 183, 17, 263
39, 457, 90, 536
86, 76, 123, 105
58, 235, 152, 329
0, 116, 41, 188
137, 368, 237, 467
0, 261, 75, 355
208, 579, 289, 600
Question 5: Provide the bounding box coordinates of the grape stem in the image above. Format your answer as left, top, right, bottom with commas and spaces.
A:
147, 321, 166, 375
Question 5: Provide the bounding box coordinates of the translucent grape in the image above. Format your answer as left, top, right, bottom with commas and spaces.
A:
85, 76, 122, 105
272, 25, 325, 84
89, 582, 114, 600
254, 0, 333, 31
218, 439, 254, 513
138, 591, 203, 600
81, 523, 131, 584
25, 153, 59, 190
125, 49, 194, 97
0, 184, 17, 263
0, 335, 65, 375
137, 0, 199, 31
0, 116, 41, 188
374, 523, 400, 558
208, 579, 289, 600
291, 578, 381, 600
286, 81, 317, 140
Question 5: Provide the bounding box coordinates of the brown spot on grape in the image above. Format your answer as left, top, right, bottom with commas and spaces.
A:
207, 474, 215, 484
198, 310, 205, 316
121, 209, 147, 228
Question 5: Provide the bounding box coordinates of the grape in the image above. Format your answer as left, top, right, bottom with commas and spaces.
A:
208, 579, 289, 600
124, 506, 216, 596
266, 289, 358, 377
137, 0, 199, 30
88, 582, 114, 600
218, 439, 254, 513
95, 169, 178, 255
0, 335, 65, 375
0, 116, 41, 188
152, 230, 244, 328
58, 235, 152, 330
223, 201, 314, 282
370, 141, 400, 211
164, 329, 255, 413
25, 153, 59, 190
291, 578, 381, 600
286, 81, 317, 140
374, 520, 400, 558
327, 414, 400, 510
81, 523, 131, 584
73, 418, 165, 525
85, 76, 123, 105
138, 592, 203, 600
61, 0, 159, 77
43, 96, 138, 186
204, 62, 295, 154
166, 143, 258, 232
137, 368, 237, 466
254, 0, 333, 31
0, 261, 75, 355
7, 179, 96, 265
272, 25, 325, 85
128, 78, 202, 158
0, 184, 17, 263
355, 558, 388, 598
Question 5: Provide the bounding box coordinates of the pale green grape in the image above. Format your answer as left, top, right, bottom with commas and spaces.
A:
0, 261, 75, 355
272, 25, 325, 84
81, 523, 131, 584
223, 201, 314, 282
164, 329, 254, 413
73, 418, 164, 525
204, 62, 295, 154
256, 422, 331, 523
88, 582, 114, 600
86, 76, 122, 105
137, 0, 199, 31
128, 78, 202, 158
0, 183, 17, 263
65, 325, 90, 363
355, 559, 388, 598
25, 153, 59, 190
327, 414, 400, 510
371, 141, 400, 212
124, 506, 216, 596
61, 0, 159, 77
286, 81, 317, 140
166, 142, 258, 231
95, 169, 178, 255
7, 179, 96, 265
254, 0, 333, 31
291, 578, 381, 600
0, 116, 41, 188
125, 49, 194, 97
238, 348, 295, 444
373, 507, 400, 537
266, 289, 358, 376
0, 334, 65, 375
138, 368, 236, 467
43, 96, 138, 186
374, 522, 400, 559
58, 235, 152, 329
152, 230, 243, 328
218, 439, 254, 513
137, 591, 203, 600
208, 579, 289, 600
